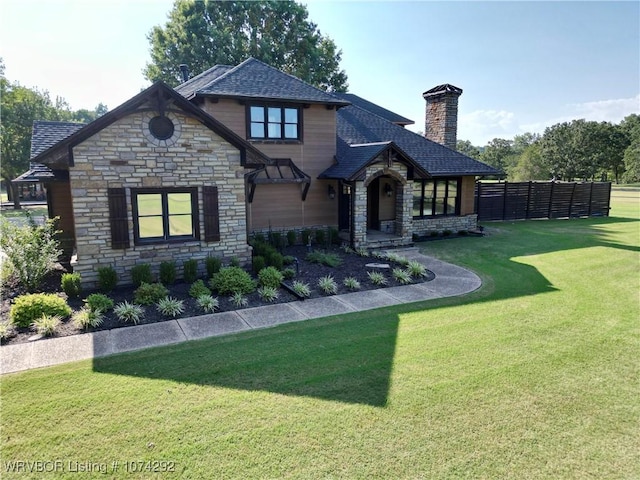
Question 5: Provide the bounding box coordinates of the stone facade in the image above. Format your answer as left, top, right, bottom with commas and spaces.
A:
69, 104, 250, 288
412, 214, 478, 236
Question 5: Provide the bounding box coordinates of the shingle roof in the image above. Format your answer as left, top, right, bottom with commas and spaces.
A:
30, 121, 85, 159
175, 57, 350, 106
332, 93, 414, 125
423, 84, 463, 98
321, 103, 501, 179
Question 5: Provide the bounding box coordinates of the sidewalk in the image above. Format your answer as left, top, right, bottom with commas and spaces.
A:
0, 250, 481, 375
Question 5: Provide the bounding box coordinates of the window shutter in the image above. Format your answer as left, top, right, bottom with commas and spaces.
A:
203, 186, 220, 242
108, 188, 130, 249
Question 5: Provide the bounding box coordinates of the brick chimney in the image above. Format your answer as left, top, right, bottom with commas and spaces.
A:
423, 84, 462, 150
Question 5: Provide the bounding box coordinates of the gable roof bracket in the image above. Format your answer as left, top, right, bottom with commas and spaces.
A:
245, 158, 311, 203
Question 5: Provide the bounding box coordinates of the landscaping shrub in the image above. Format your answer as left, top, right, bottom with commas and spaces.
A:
282, 255, 295, 265
315, 229, 325, 246
269, 231, 283, 249
189, 279, 211, 298
31, 314, 61, 337
367, 271, 387, 286
286, 230, 297, 246
97, 266, 118, 292
258, 286, 279, 302
131, 264, 153, 287
10, 293, 72, 328
292, 281, 311, 298
265, 251, 284, 270
182, 259, 198, 283
301, 229, 312, 245
210, 266, 256, 295
61, 272, 82, 298
458, 230, 468, 236
392, 268, 412, 285
318, 275, 338, 295
343, 276, 361, 290
329, 227, 340, 245
230, 292, 249, 308
282, 268, 295, 280
406, 260, 427, 278
251, 232, 266, 244
72, 308, 104, 329
0, 322, 15, 340
85, 293, 114, 312
134, 282, 169, 305
159, 261, 177, 285
0, 213, 62, 291
258, 267, 284, 289
252, 255, 266, 274
113, 301, 144, 324
196, 294, 219, 313
306, 251, 342, 268
156, 297, 185, 317
443, 230, 452, 236
229, 257, 240, 267
205, 255, 222, 277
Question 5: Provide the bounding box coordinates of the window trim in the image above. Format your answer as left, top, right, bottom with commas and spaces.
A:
131, 187, 200, 245
413, 178, 461, 218
246, 104, 303, 142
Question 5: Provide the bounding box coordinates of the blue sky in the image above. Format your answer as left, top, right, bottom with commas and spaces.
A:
1, 1, 638, 145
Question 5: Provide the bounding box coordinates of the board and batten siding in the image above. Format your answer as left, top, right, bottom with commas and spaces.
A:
202, 99, 339, 232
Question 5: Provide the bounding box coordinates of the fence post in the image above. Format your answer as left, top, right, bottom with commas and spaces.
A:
588, 182, 594, 216
605, 182, 612, 217
547, 181, 555, 219
502, 182, 508, 221
568, 183, 577, 218
526, 181, 532, 219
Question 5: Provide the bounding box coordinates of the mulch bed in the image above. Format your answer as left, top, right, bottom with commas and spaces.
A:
0, 245, 434, 346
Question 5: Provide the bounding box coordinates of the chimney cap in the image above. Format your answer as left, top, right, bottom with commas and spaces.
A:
423, 84, 463, 98
179, 64, 190, 82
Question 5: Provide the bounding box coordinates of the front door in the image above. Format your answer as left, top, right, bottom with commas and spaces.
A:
338, 181, 351, 231
367, 178, 380, 230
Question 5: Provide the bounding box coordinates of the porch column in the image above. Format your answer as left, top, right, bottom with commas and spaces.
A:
397, 181, 413, 241
351, 180, 367, 247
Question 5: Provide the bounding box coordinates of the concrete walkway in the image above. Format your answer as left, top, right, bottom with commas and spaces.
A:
0, 249, 481, 375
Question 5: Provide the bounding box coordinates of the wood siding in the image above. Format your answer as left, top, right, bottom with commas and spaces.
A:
460, 176, 476, 215
203, 99, 338, 230
47, 181, 75, 259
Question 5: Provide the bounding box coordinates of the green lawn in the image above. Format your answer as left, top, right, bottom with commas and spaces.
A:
1, 190, 638, 479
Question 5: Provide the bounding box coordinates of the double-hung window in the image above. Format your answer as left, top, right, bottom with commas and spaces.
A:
413, 178, 461, 217
132, 188, 199, 244
249, 105, 300, 140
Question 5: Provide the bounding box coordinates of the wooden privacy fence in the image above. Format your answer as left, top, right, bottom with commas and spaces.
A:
475, 181, 611, 222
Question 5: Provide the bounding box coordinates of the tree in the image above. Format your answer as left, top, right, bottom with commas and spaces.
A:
621, 114, 640, 183
144, 0, 348, 91
479, 138, 514, 175
510, 143, 549, 181
456, 140, 481, 159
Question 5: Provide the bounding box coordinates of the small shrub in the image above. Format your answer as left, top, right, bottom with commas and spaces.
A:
229, 257, 240, 268
269, 231, 283, 249
31, 314, 61, 337
73, 307, 104, 329
258, 286, 279, 302
286, 230, 297, 246
210, 266, 256, 295
258, 267, 284, 289
189, 279, 211, 298
10, 293, 72, 328
252, 255, 266, 274
282, 255, 295, 265
341, 245, 355, 254
356, 247, 370, 257
159, 261, 177, 285
318, 275, 338, 295
367, 271, 388, 286
458, 230, 468, 236
282, 268, 295, 280
343, 276, 361, 290
61, 272, 82, 298
385, 252, 406, 265
430, 231, 439, 238
265, 251, 284, 270
329, 227, 340, 245
301, 229, 312, 245
156, 297, 185, 318
306, 251, 342, 268
131, 264, 153, 287
0, 322, 16, 340
315, 229, 325, 246
392, 268, 412, 285
252, 232, 266, 244
197, 294, 219, 313
97, 266, 118, 292
443, 230, 452, 236
113, 301, 144, 324
182, 259, 198, 283
406, 260, 427, 278
85, 293, 114, 312
134, 282, 169, 306
205, 255, 222, 277
292, 281, 311, 298
0, 213, 62, 291
230, 292, 249, 308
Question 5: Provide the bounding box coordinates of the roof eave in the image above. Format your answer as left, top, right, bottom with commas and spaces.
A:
192, 91, 351, 108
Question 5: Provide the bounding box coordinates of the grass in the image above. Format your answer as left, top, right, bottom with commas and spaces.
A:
1, 190, 638, 479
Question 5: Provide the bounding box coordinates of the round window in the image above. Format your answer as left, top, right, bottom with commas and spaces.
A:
148, 116, 175, 140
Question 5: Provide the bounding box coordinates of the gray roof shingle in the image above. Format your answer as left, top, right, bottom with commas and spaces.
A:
321, 103, 501, 179
176, 57, 350, 106
30, 121, 85, 159
332, 93, 414, 125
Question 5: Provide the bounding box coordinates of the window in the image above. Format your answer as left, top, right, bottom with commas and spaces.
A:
248, 105, 300, 140
132, 188, 199, 244
413, 178, 461, 217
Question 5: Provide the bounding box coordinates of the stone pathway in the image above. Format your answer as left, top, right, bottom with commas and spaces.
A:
0, 249, 481, 374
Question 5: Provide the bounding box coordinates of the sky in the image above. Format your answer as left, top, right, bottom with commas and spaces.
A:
1, 0, 638, 145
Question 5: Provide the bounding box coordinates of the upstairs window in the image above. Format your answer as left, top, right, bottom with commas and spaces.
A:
249, 105, 300, 140
413, 178, 461, 217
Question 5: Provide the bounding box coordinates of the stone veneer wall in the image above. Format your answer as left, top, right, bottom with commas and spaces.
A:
424, 93, 460, 151
70, 106, 250, 288
412, 214, 478, 236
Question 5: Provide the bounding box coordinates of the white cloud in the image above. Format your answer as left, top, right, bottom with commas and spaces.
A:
458, 109, 518, 145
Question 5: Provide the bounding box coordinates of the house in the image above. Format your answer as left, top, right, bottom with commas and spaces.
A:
18, 58, 500, 287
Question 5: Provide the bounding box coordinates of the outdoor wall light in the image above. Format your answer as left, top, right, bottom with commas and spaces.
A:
328, 185, 336, 199
384, 183, 393, 197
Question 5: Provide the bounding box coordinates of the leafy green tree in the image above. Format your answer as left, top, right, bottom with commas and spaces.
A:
456, 139, 481, 159
479, 138, 514, 175
144, 0, 348, 91
620, 114, 640, 183
509, 143, 549, 181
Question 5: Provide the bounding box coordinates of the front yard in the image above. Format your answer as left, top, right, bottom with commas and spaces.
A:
0, 188, 638, 479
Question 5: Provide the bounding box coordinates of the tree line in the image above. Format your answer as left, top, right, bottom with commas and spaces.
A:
457, 115, 640, 184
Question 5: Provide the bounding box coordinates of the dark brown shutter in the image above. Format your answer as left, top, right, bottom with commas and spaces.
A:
107, 188, 130, 249
203, 186, 220, 242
